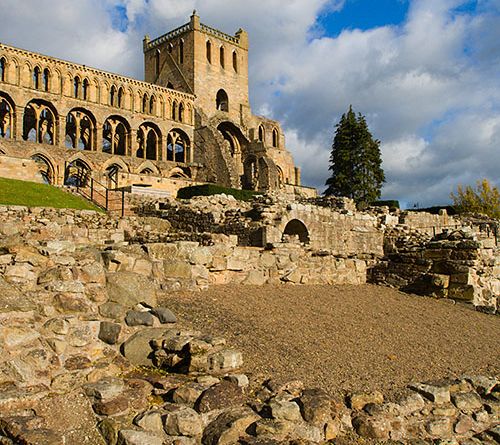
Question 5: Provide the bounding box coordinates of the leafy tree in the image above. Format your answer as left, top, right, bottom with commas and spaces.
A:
450, 179, 500, 219
325, 106, 385, 207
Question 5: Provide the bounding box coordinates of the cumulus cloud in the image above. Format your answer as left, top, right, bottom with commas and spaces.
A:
0, 0, 498, 207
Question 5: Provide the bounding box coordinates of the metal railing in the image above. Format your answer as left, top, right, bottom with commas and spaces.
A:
76, 178, 126, 217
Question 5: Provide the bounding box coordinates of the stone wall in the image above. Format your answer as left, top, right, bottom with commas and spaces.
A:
0, 155, 44, 183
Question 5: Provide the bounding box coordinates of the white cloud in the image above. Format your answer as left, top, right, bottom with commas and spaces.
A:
0, 0, 498, 207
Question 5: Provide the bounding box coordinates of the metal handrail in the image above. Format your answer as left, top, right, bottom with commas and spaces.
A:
76, 178, 127, 217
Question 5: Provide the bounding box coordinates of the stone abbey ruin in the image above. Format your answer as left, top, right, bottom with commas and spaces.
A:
0, 13, 499, 445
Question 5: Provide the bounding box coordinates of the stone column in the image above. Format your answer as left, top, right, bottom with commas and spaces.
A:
14, 105, 24, 141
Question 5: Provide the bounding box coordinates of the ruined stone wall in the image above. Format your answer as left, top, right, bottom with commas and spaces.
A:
0, 155, 43, 183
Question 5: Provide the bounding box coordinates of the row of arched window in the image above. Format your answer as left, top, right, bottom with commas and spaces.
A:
206, 41, 238, 72
0, 92, 191, 164
0, 55, 193, 123
258, 124, 279, 148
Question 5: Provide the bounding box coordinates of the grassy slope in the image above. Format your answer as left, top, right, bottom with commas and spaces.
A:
0, 177, 102, 211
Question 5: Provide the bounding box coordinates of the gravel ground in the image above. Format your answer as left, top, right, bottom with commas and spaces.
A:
161, 284, 500, 398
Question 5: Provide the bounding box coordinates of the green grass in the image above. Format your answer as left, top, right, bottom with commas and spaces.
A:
0, 177, 102, 211
177, 184, 260, 201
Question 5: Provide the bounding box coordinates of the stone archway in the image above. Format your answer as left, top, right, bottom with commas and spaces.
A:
283, 219, 310, 244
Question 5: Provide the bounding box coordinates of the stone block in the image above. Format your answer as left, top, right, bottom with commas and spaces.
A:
164, 407, 203, 437
98, 321, 122, 345
410, 383, 450, 404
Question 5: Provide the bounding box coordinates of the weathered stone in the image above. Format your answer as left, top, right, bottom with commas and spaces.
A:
196, 381, 245, 413
349, 390, 384, 410
117, 429, 164, 445
426, 417, 453, 437
465, 376, 498, 395
269, 398, 302, 422
353, 415, 391, 439
121, 328, 171, 366
164, 407, 203, 437
0, 276, 35, 312
99, 321, 122, 345
125, 310, 154, 327
202, 407, 260, 445
298, 388, 331, 427
151, 307, 177, 324
454, 414, 474, 435
224, 374, 249, 388
410, 383, 451, 404
395, 392, 426, 415
106, 272, 157, 307
451, 392, 483, 412
0, 326, 40, 349
93, 396, 129, 416
99, 302, 127, 320
54, 293, 92, 313
207, 349, 243, 372
64, 355, 92, 370
172, 383, 206, 406
85, 378, 125, 402
4, 264, 37, 285
133, 410, 164, 433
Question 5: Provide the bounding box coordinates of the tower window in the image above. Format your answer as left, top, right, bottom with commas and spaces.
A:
232, 51, 238, 72
43, 68, 50, 92
83, 79, 89, 100
0, 58, 5, 82
216, 89, 229, 112
33, 67, 40, 89
206, 40, 212, 63
155, 50, 160, 76
272, 128, 279, 147
179, 39, 184, 64
220, 46, 225, 69
74, 76, 81, 99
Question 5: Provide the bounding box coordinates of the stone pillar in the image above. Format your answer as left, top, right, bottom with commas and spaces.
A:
14, 105, 23, 140
294, 167, 301, 186
95, 124, 103, 152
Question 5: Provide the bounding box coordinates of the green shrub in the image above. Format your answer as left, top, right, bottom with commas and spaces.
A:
371, 199, 400, 209
177, 184, 259, 201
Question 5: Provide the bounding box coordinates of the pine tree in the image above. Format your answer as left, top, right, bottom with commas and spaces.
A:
325, 106, 385, 207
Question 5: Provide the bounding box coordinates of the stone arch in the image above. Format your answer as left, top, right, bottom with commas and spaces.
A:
142, 93, 149, 113
137, 160, 160, 176
103, 115, 130, 156
109, 85, 117, 107
216, 89, 228, 112
0, 91, 15, 139
232, 50, 238, 72
149, 95, 156, 115
64, 157, 92, 187
65, 108, 96, 151
73, 75, 81, 98
101, 156, 129, 174
23, 99, 58, 145
167, 128, 190, 163
217, 121, 247, 158
9, 57, 19, 85
118, 87, 124, 108
172, 100, 177, 120
243, 155, 258, 190
93, 78, 101, 103
42, 68, 50, 92
32, 65, 41, 89
136, 122, 161, 161
178, 102, 185, 122
283, 219, 310, 244
219, 46, 225, 69
168, 166, 190, 179
31, 153, 55, 184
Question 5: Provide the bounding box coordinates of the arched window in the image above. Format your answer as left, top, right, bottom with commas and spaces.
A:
74, 76, 81, 99
149, 96, 155, 115
179, 39, 184, 64
155, 50, 161, 76
82, 79, 89, 100
0, 58, 5, 82
65, 109, 95, 150
168, 43, 173, 54
220, 46, 225, 69
272, 128, 279, 147
0, 97, 13, 139
206, 41, 212, 63
167, 130, 190, 163
64, 159, 91, 187
216, 89, 229, 112
43, 69, 50, 92
142, 94, 148, 113
283, 219, 310, 244
102, 116, 130, 155
137, 123, 161, 161
178, 103, 184, 122
118, 87, 124, 108
109, 85, 116, 106
258, 125, 265, 142
31, 154, 54, 184
33, 67, 41, 89
172, 101, 177, 120
232, 51, 238, 72
23, 100, 56, 145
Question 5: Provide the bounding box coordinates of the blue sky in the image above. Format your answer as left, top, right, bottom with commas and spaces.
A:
0, 0, 498, 208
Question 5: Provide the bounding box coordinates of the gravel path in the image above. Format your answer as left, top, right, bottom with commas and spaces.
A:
161, 284, 500, 398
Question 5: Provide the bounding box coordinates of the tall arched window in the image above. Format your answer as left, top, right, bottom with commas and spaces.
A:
118, 87, 124, 108
172, 101, 177, 120
232, 51, 238, 72
65, 109, 95, 150
272, 128, 279, 147
103, 116, 130, 155
167, 130, 190, 163
155, 49, 161, 76
149, 96, 155, 115
179, 39, 184, 64
0, 97, 13, 139
137, 123, 161, 161
206, 41, 212, 63
142, 94, 148, 113
43, 69, 50, 92
168, 43, 173, 54
82, 79, 89, 100
0, 58, 5, 82
33, 67, 41, 89
23, 100, 56, 145
220, 46, 225, 69
74, 76, 81, 99
178, 103, 184, 122
258, 125, 265, 142
109, 85, 116, 106
216, 89, 229, 112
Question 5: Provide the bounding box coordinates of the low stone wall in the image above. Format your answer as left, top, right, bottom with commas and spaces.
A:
372, 228, 500, 312
0, 155, 44, 183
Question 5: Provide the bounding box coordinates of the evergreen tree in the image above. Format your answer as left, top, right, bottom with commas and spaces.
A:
325, 106, 385, 206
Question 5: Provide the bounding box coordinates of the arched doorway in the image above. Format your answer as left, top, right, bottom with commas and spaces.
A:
31, 154, 54, 184
283, 219, 310, 244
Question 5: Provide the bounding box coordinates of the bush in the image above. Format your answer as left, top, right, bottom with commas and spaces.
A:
177, 184, 259, 201
371, 200, 400, 209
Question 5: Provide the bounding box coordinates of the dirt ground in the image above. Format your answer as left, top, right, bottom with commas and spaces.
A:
162, 284, 500, 398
